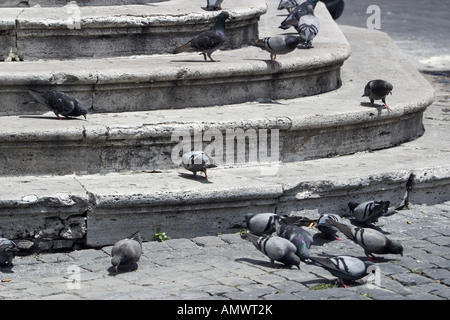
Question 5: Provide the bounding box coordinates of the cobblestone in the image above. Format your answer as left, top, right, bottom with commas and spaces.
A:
1, 202, 449, 300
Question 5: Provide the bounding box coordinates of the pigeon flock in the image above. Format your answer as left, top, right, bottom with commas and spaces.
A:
242, 198, 404, 287
1, 1, 400, 284
20, 0, 392, 120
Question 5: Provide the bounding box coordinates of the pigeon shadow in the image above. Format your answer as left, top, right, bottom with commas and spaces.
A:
235, 257, 296, 270
19, 115, 87, 121
171, 59, 220, 63
312, 233, 340, 246
0, 265, 15, 274
243, 58, 280, 70
349, 219, 391, 235
360, 102, 385, 116
107, 264, 139, 276
178, 172, 214, 184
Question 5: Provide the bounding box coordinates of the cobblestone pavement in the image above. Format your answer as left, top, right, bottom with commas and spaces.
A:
1, 201, 449, 300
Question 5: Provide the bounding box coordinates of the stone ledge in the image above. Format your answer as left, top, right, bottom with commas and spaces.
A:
0, 0, 265, 60
1, 158, 449, 248
0, 3, 349, 114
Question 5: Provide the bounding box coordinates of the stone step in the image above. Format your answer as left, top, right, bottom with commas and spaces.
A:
0, 0, 264, 60
0, 25, 443, 251
1, 109, 449, 249
0, 22, 432, 176
0, 3, 348, 115
1, 0, 165, 7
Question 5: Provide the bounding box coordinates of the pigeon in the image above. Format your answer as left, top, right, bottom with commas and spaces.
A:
317, 213, 343, 240
205, 0, 224, 11
23, 89, 89, 119
326, 219, 404, 261
249, 35, 302, 68
349, 200, 396, 225
309, 255, 373, 287
277, 0, 301, 13
274, 216, 313, 262
362, 79, 393, 112
296, 4, 319, 48
241, 233, 300, 269
245, 212, 277, 235
279, 0, 319, 30
111, 231, 142, 272
181, 151, 217, 179
0, 238, 19, 267
173, 11, 230, 62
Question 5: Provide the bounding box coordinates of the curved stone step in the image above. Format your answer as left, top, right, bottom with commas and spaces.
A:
0, 0, 265, 60
1, 113, 449, 248
0, 3, 349, 114
0, 26, 432, 176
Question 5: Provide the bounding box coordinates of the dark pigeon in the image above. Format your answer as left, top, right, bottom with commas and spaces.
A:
23, 89, 89, 119
173, 11, 230, 62
362, 79, 393, 112
241, 233, 300, 269
326, 219, 404, 260
317, 213, 343, 240
111, 231, 143, 272
274, 216, 313, 262
0, 238, 19, 267
249, 35, 302, 68
181, 151, 217, 179
309, 255, 373, 287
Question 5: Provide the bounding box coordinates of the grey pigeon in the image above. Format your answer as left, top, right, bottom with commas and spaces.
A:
326, 219, 404, 260
173, 11, 230, 62
245, 212, 277, 235
181, 150, 217, 179
274, 216, 313, 262
249, 35, 302, 68
23, 89, 89, 119
205, 0, 224, 11
296, 4, 319, 48
279, 0, 319, 30
0, 238, 19, 267
111, 231, 142, 272
362, 79, 393, 112
277, 0, 301, 13
317, 213, 343, 240
241, 233, 300, 269
349, 200, 396, 225
309, 255, 373, 287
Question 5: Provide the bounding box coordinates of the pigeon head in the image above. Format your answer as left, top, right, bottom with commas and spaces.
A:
388, 239, 404, 256
348, 201, 359, 213
282, 251, 301, 269
76, 101, 89, 119
217, 11, 230, 21
386, 82, 393, 94
111, 254, 123, 271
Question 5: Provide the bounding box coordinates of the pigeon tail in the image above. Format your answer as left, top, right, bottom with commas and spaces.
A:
173, 42, 193, 54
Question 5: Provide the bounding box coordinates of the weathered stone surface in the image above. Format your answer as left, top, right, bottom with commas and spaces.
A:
1, 0, 265, 60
